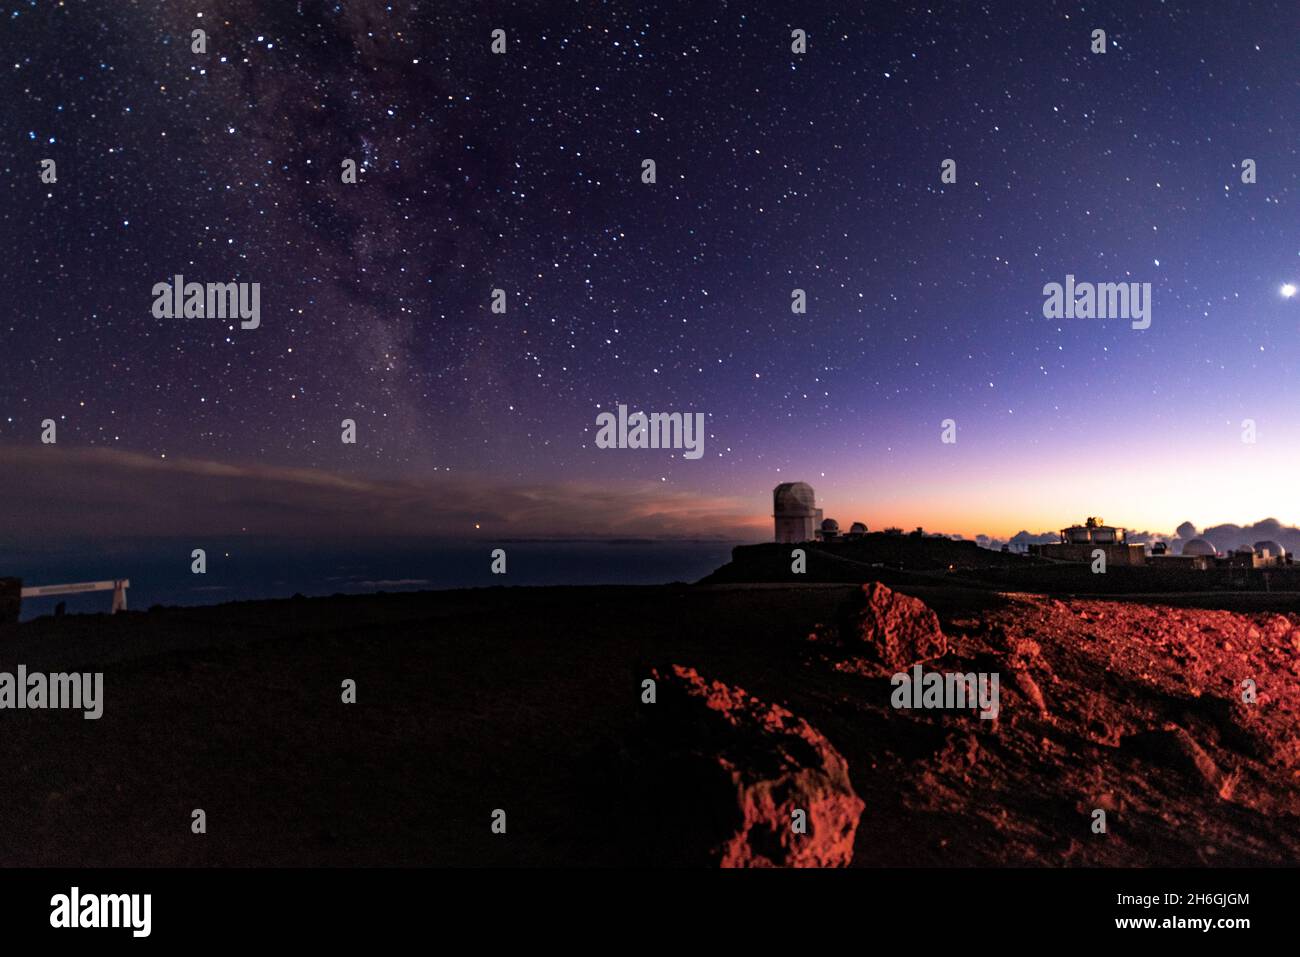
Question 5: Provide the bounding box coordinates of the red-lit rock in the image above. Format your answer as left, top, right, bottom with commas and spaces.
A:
651, 664, 865, 868
847, 582, 947, 670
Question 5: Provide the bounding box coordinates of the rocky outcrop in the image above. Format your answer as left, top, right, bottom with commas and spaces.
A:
648, 664, 865, 867
813, 582, 947, 672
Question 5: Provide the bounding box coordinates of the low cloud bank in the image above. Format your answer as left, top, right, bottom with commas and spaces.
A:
0, 446, 766, 544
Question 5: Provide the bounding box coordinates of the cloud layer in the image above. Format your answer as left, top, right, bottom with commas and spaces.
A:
0, 447, 765, 543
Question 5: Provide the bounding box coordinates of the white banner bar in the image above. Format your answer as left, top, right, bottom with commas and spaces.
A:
20, 580, 130, 598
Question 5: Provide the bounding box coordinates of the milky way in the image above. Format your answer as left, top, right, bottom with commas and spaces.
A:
2, 1, 1296, 538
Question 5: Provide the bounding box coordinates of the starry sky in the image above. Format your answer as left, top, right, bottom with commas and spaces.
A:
1, 0, 1297, 544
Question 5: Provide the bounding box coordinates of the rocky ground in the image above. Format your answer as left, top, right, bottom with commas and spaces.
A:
0, 580, 1297, 866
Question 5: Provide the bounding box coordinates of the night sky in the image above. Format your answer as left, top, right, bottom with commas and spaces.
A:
1, 1, 1297, 544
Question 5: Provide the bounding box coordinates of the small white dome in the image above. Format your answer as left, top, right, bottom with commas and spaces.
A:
1182, 538, 1217, 557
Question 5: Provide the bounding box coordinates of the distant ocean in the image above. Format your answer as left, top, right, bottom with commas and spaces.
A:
4, 538, 748, 621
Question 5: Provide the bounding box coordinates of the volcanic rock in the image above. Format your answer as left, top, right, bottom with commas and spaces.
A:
846, 582, 947, 670
1011, 668, 1049, 716
648, 664, 865, 867
1126, 724, 1224, 793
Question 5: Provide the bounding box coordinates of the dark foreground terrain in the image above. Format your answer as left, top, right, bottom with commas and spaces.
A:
1, 579, 1298, 867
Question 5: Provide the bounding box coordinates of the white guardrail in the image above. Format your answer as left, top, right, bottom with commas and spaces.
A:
20, 580, 130, 614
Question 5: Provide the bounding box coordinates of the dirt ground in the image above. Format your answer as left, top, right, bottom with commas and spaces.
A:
1, 582, 1297, 866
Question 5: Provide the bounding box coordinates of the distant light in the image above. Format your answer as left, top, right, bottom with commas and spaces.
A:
1282, 283, 1297, 298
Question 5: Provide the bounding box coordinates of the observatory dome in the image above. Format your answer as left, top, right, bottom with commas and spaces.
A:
1182, 538, 1217, 557
1233, 544, 1256, 555
821, 518, 840, 532
849, 522, 867, 534
773, 482, 818, 517
1253, 540, 1286, 559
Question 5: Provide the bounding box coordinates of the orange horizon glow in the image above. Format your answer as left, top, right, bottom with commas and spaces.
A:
753, 433, 1300, 541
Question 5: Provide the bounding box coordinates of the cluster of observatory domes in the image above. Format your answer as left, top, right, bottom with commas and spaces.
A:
772, 483, 868, 543
1178, 538, 1288, 560
775, 484, 1293, 565
817, 518, 868, 540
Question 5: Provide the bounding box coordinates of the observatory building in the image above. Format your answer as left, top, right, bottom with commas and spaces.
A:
1149, 535, 1216, 569
1226, 541, 1288, 568
773, 482, 823, 543
1253, 540, 1288, 565
1228, 544, 1259, 568
1033, 517, 1146, 565
1059, 517, 1125, 545
1154, 536, 1290, 570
